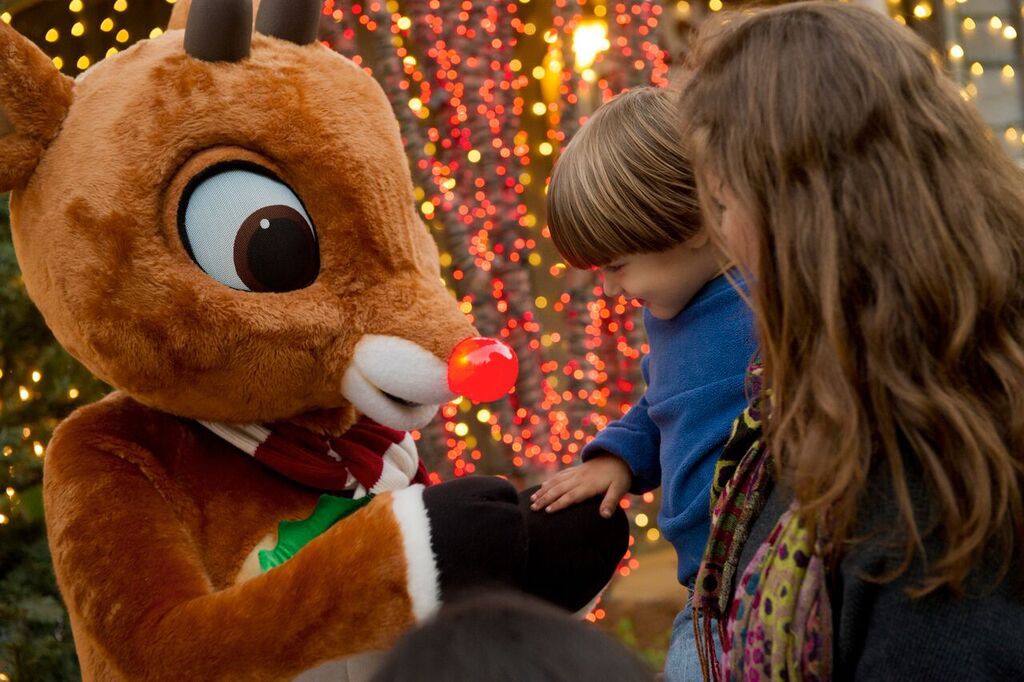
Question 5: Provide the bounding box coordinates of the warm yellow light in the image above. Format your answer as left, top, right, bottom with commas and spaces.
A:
116, 29, 130, 43
396, 16, 412, 30
528, 252, 542, 266
0, 12, 11, 23
1003, 64, 1016, 79
582, 67, 596, 82
101, 18, 114, 32
106, 47, 119, 58
544, 28, 558, 44
468, 149, 482, 163
5, 487, 13, 498
69, 0, 84, 11
990, 16, 1003, 30
539, 142, 554, 155
454, 422, 469, 437
114, 0, 128, 11
709, 0, 723, 11
45, 28, 59, 42
646, 528, 661, 542
69, 388, 80, 399
31, 370, 41, 383
1005, 26, 1018, 40
971, 62, 984, 76
535, 296, 548, 309
532, 65, 546, 79
52, 56, 64, 69
949, 44, 964, 59
572, 19, 610, 70
531, 101, 547, 115
635, 513, 649, 527
409, 97, 423, 112
0, 515, 8, 525
71, 21, 85, 36
33, 442, 44, 457
150, 27, 164, 39
77, 55, 91, 70
963, 17, 975, 30
523, 22, 536, 35
476, 409, 492, 423
420, 200, 434, 215
676, 1, 690, 16
509, 58, 522, 72
912, 3, 932, 18
18, 386, 29, 401
1006, 127, 1019, 142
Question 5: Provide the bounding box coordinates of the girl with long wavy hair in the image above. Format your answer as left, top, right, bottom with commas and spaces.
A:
681, 3, 1024, 680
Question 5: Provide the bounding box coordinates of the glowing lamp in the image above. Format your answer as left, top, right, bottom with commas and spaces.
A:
572, 19, 610, 70
448, 337, 519, 402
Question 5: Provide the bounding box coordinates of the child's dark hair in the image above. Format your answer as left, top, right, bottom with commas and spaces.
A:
371, 592, 652, 682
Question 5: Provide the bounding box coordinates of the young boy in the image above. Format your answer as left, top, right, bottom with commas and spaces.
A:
530, 87, 757, 680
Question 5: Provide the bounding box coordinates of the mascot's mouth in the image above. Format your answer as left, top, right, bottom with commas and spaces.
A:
382, 392, 421, 409
339, 335, 457, 432
340, 367, 443, 431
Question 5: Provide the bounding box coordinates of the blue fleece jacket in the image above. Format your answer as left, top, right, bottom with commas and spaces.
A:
582, 273, 756, 584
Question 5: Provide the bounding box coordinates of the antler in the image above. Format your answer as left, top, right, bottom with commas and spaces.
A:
255, 0, 321, 46
184, 0, 253, 62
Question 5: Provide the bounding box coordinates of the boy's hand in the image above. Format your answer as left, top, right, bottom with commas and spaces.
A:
529, 455, 632, 518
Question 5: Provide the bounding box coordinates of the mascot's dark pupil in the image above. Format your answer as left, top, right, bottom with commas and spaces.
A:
234, 205, 319, 292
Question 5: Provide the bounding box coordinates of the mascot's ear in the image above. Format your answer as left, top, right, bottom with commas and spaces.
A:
167, 0, 193, 30
0, 21, 74, 193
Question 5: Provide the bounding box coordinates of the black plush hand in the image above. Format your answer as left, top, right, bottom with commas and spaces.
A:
422, 477, 528, 601
519, 486, 629, 612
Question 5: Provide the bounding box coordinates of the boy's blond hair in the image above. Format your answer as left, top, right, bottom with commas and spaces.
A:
546, 87, 702, 269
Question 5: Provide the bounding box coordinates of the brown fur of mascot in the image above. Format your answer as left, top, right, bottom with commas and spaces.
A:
0, 1, 628, 679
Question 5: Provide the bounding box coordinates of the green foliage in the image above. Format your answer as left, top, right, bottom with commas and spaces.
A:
0, 194, 108, 680
613, 616, 671, 672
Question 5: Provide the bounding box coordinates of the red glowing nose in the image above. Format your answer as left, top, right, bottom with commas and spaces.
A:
448, 337, 519, 402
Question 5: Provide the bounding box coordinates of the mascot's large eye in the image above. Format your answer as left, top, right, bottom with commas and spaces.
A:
178, 165, 320, 292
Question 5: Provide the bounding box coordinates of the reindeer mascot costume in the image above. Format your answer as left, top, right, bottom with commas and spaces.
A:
0, 1, 628, 678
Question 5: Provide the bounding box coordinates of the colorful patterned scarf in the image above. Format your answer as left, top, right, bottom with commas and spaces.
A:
727, 506, 832, 680
692, 360, 833, 681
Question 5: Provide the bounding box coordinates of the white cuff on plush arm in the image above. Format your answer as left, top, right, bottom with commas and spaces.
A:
389, 485, 441, 622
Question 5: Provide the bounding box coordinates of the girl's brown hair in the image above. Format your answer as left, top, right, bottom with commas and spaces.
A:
546, 87, 702, 268
683, 2, 1024, 594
